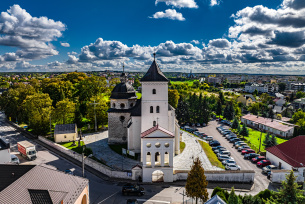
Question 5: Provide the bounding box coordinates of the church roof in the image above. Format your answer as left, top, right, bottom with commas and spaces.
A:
110, 82, 137, 99
130, 99, 141, 116
141, 125, 174, 138
140, 60, 168, 82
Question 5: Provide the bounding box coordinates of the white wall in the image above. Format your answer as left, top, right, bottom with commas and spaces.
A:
142, 167, 173, 182
266, 151, 293, 170
128, 116, 141, 153
54, 133, 76, 143
0, 149, 11, 164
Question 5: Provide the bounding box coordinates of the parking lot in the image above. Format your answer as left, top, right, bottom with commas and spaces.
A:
197, 120, 273, 193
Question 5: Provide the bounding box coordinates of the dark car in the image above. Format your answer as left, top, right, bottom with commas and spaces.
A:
251, 156, 266, 163
64, 169, 74, 175
241, 149, 255, 155
257, 160, 271, 168
230, 138, 240, 143
122, 183, 145, 196
212, 146, 222, 151
209, 140, 220, 146
244, 153, 259, 160
127, 199, 139, 204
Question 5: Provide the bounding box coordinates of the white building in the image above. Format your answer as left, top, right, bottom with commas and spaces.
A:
245, 83, 278, 93
108, 57, 180, 182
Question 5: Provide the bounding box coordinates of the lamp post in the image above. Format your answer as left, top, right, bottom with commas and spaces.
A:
82, 145, 93, 177
90, 100, 99, 132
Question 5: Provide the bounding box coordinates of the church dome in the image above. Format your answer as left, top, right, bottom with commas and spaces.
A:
110, 82, 137, 99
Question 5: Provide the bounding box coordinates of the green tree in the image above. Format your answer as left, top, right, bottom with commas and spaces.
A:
176, 96, 189, 124
291, 109, 305, 124
133, 78, 141, 89
239, 123, 249, 137
263, 133, 272, 148
76, 76, 107, 102
228, 187, 241, 204
87, 95, 109, 129
168, 89, 179, 108
185, 157, 209, 204
232, 118, 239, 129
270, 135, 277, 147
248, 103, 260, 115
201, 96, 211, 124
54, 98, 76, 124
253, 89, 259, 96
296, 91, 305, 99
65, 72, 87, 84
23, 93, 52, 136
278, 83, 286, 92
219, 91, 225, 104
216, 99, 223, 118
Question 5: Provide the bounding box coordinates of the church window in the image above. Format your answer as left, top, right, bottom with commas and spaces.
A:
120, 116, 125, 122
153, 121, 156, 126
146, 143, 151, 148
164, 143, 169, 148
113, 103, 116, 108
120, 103, 125, 109
155, 142, 161, 148
152, 89, 156, 94
130, 103, 134, 107
150, 106, 153, 113
156, 106, 160, 113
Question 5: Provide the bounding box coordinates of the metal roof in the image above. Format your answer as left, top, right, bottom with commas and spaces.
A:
110, 82, 137, 99
140, 60, 168, 82
28, 189, 53, 204
54, 124, 77, 135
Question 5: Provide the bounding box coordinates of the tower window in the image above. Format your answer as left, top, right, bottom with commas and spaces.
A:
150, 106, 153, 113
130, 103, 134, 107
113, 103, 116, 108
156, 106, 160, 113
120, 103, 125, 109
153, 121, 156, 126
152, 89, 156, 94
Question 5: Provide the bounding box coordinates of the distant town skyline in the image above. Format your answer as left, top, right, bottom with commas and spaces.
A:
0, 0, 305, 74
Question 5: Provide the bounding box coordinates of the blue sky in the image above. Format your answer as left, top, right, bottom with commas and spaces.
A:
0, 0, 305, 74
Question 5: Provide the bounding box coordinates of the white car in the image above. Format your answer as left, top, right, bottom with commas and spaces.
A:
205, 136, 213, 141
217, 150, 231, 157
10, 154, 20, 164
222, 159, 236, 165
226, 164, 241, 170
218, 155, 233, 161
238, 145, 250, 151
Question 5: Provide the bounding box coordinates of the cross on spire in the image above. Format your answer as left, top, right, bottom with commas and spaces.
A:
153, 52, 156, 60
123, 62, 125, 73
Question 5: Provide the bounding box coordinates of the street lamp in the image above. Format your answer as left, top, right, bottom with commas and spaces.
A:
82, 145, 93, 177
90, 100, 99, 132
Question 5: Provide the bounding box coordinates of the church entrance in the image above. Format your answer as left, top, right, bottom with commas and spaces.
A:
152, 170, 164, 182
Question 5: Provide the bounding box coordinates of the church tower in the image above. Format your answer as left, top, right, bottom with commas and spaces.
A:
140, 54, 169, 132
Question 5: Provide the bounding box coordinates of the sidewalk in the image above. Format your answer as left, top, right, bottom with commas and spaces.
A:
83, 131, 140, 171
173, 131, 223, 171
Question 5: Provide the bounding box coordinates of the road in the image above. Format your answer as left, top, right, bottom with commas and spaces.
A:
198, 120, 279, 194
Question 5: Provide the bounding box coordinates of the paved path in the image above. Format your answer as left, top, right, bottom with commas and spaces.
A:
83, 131, 140, 171
173, 131, 223, 171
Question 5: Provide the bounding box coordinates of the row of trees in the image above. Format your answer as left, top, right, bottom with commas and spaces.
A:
186, 157, 304, 203
0, 72, 114, 135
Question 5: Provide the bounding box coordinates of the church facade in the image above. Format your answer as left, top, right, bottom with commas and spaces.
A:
108, 57, 180, 182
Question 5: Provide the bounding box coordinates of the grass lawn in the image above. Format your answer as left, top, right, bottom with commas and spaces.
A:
198, 140, 225, 169
109, 144, 139, 160
61, 141, 85, 154
136, 92, 142, 99
180, 141, 186, 153
170, 80, 195, 86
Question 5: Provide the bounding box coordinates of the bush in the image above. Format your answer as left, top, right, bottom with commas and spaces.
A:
84, 147, 93, 156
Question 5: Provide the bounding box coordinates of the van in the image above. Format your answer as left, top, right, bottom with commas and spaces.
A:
10, 154, 20, 164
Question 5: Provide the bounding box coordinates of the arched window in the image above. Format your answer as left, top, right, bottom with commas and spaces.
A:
156, 106, 160, 113
120, 103, 125, 109
153, 121, 156, 126
153, 89, 156, 94
113, 103, 116, 108
150, 106, 153, 113
164, 152, 169, 166
146, 152, 151, 166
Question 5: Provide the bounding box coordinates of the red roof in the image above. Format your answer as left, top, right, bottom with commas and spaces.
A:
266, 136, 305, 168
141, 125, 174, 138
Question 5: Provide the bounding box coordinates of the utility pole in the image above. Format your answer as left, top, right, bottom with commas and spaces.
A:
259, 130, 262, 153
49, 113, 52, 135
90, 100, 99, 132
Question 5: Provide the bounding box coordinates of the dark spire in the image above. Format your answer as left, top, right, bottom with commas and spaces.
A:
140, 54, 168, 82
120, 62, 127, 83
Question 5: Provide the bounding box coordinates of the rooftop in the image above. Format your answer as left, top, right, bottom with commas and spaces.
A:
54, 124, 76, 134
140, 60, 168, 82
141, 125, 174, 138
0, 137, 10, 150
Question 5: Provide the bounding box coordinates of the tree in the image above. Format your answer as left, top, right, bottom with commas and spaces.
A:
263, 133, 272, 148
54, 98, 76, 124
168, 89, 179, 108
270, 135, 278, 147
219, 91, 225, 104
248, 103, 260, 115
216, 99, 223, 118
87, 95, 109, 129
276, 170, 305, 203
232, 118, 239, 129
185, 158, 209, 203
228, 187, 241, 204
253, 89, 259, 96
291, 109, 305, 124
239, 123, 249, 137
23, 93, 52, 136
268, 108, 275, 121
296, 91, 305, 99
133, 78, 141, 89
223, 102, 234, 121
176, 96, 189, 124
201, 96, 211, 124
278, 83, 286, 92
237, 122, 241, 133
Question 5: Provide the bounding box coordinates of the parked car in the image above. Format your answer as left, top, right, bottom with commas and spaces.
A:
234, 141, 246, 147
212, 146, 223, 151
262, 165, 278, 174
10, 154, 20, 164
64, 169, 74, 175
238, 145, 250, 151
202, 123, 207, 127
196, 123, 201, 127
230, 138, 241, 143
127, 199, 139, 204
209, 140, 220, 147
251, 156, 266, 163
217, 150, 231, 157
214, 147, 227, 154
257, 160, 271, 168
122, 183, 145, 196
241, 149, 255, 155
218, 155, 233, 161
244, 153, 260, 160
205, 136, 214, 141
225, 164, 241, 170
222, 159, 236, 165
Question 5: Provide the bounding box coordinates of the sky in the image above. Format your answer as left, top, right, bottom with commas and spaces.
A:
1, 0, 305, 74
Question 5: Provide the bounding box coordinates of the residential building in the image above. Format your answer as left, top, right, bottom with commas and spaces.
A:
293, 98, 305, 110
241, 114, 296, 138
245, 83, 278, 93
205, 195, 227, 204
208, 77, 222, 85
237, 94, 256, 106
0, 165, 89, 204
0, 137, 10, 164
227, 77, 241, 84
266, 136, 305, 174
54, 124, 78, 143
289, 83, 305, 91
274, 93, 286, 107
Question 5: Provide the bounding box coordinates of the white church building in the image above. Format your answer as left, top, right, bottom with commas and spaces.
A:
108, 56, 180, 182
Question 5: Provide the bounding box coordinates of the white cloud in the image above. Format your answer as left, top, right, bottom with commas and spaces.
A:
191, 40, 200, 44
150, 9, 185, 21
155, 0, 198, 8
210, 0, 220, 6
61, 42, 70, 47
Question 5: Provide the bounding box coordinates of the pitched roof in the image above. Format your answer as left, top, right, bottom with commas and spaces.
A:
28, 189, 53, 204
0, 165, 88, 204
110, 82, 137, 99
140, 60, 168, 82
244, 94, 256, 101
141, 125, 174, 138
266, 136, 305, 168
54, 124, 76, 134
205, 195, 227, 204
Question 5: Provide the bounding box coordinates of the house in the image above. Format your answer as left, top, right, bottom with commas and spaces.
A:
208, 77, 222, 85
293, 98, 305, 110
266, 136, 305, 183
0, 165, 89, 204
272, 105, 286, 114
241, 114, 296, 138
237, 94, 256, 106
244, 83, 278, 93
54, 124, 78, 143
288, 83, 305, 91
0, 137, 10, 164
205, 195, 227, 204
274, 93, 286, 107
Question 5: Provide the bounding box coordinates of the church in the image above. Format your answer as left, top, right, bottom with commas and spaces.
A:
107, 56, 180, 182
